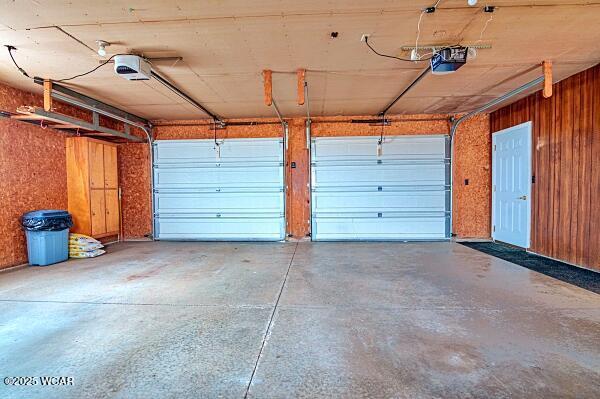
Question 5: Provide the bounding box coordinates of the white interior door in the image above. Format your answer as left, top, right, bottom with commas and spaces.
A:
492, 122, 532, 248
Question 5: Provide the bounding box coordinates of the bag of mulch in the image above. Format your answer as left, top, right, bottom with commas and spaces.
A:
69, 249, 106, 258
69, 242, 104, 251
69, 233, 101, 244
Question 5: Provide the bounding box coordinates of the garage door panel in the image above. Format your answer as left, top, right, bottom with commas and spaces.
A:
313, 191, 446, 213
311, 135, 450, 241
156, 192, 284, 214
313, 217, 447, 240
153, 138, 285, 241
312, 164, 446, 187
154, 139, 283, 164
156, 217, 284, 240
154, 166, 282, 189
313, 136, 446, 160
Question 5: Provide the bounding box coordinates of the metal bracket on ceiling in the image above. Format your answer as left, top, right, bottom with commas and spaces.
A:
262, 68, 289, 149
33, 76, 150, 132
13, 106, 145, 142
400, 44, 492, 51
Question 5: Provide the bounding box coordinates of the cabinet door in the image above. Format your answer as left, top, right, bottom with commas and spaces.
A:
90, 189, 106, 236
89, 142, 105, 189
105, 189, 120, 234
103, 145, 118, 189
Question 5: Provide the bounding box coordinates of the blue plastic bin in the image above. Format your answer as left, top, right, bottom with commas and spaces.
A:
25, 229, 69, 266
21, 210, 72, 266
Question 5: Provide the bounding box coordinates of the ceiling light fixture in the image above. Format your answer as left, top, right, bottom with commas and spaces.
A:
468, 0, 478, 5
96, 40, 110, 57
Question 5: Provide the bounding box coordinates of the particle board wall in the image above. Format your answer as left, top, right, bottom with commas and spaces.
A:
140, 114, 491, 240
0, 81, 138, 269
451, 115, 492, 239
118, 143, 152, 239
0, 82, 68, 270
490, 64, 600, 271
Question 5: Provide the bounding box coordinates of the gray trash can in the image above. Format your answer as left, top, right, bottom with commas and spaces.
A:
21, 210, 73, 266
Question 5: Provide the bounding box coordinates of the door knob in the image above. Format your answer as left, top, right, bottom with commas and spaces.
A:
518, 195, 527, 200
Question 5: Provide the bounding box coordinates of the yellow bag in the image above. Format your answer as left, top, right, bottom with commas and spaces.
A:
69, 233, 101, 245
69, 243, 103, 251
69, 249, 106, 258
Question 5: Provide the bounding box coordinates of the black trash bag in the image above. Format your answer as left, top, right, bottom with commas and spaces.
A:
21, 210, 73, 231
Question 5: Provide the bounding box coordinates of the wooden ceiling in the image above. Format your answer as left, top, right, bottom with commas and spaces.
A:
0, 0, 599, 120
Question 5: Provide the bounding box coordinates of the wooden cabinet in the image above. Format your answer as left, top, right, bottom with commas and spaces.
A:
66, 137, 120, 239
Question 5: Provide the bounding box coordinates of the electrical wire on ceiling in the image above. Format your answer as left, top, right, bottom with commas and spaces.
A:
414, 0, 443, 61
477, 8, 494, 43
5, 46, 32, 80
364, 36, 432, 62
5, 45, 123, 83
55, 54, 120, 82
414, 12, 426, 57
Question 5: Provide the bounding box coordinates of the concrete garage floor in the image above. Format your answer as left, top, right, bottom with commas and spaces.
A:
0, 242, 599, 399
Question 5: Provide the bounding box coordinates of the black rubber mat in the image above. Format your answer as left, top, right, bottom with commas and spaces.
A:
459, 241, 600, 294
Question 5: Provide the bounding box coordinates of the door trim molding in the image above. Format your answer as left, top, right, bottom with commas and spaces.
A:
491, 121, 532, 248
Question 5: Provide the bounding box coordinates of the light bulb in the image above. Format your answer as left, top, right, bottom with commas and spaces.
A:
96, 40, 110, 57
467, 0, 478, 5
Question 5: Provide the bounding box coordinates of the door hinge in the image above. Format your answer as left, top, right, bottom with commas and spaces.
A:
493, 185, 496, 192
493, 225, 496, 232
493, 144, 496, 151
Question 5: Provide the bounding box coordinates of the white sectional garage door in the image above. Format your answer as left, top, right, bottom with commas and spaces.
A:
311, 135, 450, 240
153, 138, 285, 240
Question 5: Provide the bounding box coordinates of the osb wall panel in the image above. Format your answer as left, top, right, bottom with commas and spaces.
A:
153, 118, 283, 140
0, 83, 68, 269
132, 114, 491, 240
491, 64, 600, 271
118, 143, 152, 239
309, 114, 451, 136
452, 115, 492, 239
0, 81, 136, 269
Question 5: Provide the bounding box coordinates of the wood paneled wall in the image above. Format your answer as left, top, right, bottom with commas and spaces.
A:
491, 64, 600, 271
